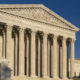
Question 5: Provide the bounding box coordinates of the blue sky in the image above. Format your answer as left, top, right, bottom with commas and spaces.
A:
0, 0, 80, 59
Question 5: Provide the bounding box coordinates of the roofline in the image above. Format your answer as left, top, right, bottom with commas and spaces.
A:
0, 4, 79, 31
0, 4, 43, 8
41, 5, 79, 32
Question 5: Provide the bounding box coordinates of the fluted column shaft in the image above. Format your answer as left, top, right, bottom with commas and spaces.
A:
14, 33, 18, 76
2, 30, 6, 58
19, 28, 25, 75
6, 25, 12, 66
26, 34, 29, 76
60, 46, 63, 78
70, 39, 75, 78
62, 37, 67, 78
42, 33, 48, 77
31, 31, 36, 77
38, 36, 41, 77
52, 35, 58, 78
6, 25, 13, 75
48, 38, 50, 77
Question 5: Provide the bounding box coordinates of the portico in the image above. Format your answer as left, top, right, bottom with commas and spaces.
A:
0, 4, 79, 80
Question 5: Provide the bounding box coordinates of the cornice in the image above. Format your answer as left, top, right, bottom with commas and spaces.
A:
0, 4, 43, 8
0, 4, 79, 32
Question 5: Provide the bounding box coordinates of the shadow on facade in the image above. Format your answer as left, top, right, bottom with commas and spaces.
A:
73, 78, 80, 80
73, 76, 80, 80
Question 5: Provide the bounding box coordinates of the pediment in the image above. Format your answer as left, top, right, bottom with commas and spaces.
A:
0, 4, 79, 31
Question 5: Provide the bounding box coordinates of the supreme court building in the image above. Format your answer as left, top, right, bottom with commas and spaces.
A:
0, 4, 79, 80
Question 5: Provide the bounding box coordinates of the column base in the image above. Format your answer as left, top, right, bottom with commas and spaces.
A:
54, 77, 59, 79
53, 76, 59, 79
31, 75, 38, 78
42, 75, 50, 79
12, 76, 72, 80
63, 77, 68, 80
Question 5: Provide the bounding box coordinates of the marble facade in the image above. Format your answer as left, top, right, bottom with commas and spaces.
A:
0, 4, 79, 80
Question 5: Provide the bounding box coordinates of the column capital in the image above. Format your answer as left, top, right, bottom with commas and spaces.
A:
37, 31, 43, 37
2, 30, 5, 35
31, 30, 37, 34
18, 27, 25, 32
53, 35, 58, 39
48, 34, 53, 38
62, 37, 67, 41
5, 24, 13, 30
43, 32, 48, 37
25, 28, 31, 34
71, 39, 75, 43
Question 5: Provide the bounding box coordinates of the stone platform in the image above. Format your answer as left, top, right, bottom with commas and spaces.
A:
12, 76, 74, 80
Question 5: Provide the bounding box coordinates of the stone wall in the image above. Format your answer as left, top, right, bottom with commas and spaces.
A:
74, 59, 80, 77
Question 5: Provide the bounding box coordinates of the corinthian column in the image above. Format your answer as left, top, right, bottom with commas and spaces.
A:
38, 36, 41, 77
48, 38, 50, 77
14, 32, 18, 76
70, 39, 75, 78
62, 37, 67, 78
31, 30, 36, 77
52, 35, 58, 78
60, 45, 63, 78
19, 28, 25, 75
26, 33, 29, 76
5, 24, 13, 75
2, 30, 6, 58
42, 33, 48, 77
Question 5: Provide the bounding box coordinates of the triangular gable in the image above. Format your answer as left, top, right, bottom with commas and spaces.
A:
0, 4, 79, 31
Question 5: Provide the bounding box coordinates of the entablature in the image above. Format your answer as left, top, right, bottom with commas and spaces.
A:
0, 11, 76, 40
